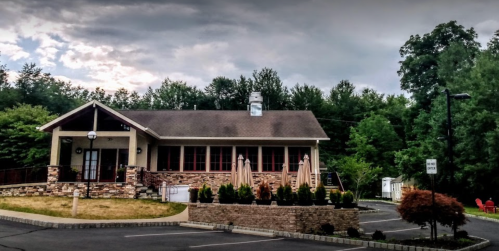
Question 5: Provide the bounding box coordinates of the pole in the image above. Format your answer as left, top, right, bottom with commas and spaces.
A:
72, 189, 80, 217
162, 181, 167, 203
444, 89, 454, 194
86, 139, 94, 198
431, 174, 437, 241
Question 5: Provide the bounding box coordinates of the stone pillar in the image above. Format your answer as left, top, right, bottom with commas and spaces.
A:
46, 165, 60, 195
124, 166, 138, 198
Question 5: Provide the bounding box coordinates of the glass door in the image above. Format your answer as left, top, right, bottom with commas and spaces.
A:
83, 150, 98, 181
100, 149, 117, 182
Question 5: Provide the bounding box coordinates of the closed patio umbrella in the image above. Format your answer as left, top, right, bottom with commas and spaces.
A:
296, 160, 304, 187
281, 164, 289, 186
303, 154, 312, 187
236, 155, 244, 188
230, 162, 237, 186
244, 159, 254, 188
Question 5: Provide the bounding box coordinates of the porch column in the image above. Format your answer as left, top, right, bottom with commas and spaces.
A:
257, 146, 262, 173
284, 146, 289, 170
49, 127, 61, 166
128, 128, 137, 166
179, 146, 184, 172
205, 146, 210, 172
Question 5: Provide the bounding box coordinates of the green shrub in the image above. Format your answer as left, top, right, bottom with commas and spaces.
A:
315, 182, 326, 201
372, 230, 386, 240
238, 184, 255, 203
343, 190, 354, 204
226, 183, 235, 200
330, 189, 342, 204
347, 227, 360, 238
218, 184, 228, 200
297, 183, 313, 205
257, 180, 271, 200
198, 184, 212, 200
276, 185, 284, 200
283, 183, 293, 201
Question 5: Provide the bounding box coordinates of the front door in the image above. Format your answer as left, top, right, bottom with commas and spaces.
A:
83, 150, 99, 181
100, 149, 117, 182
116, 149, 129, 182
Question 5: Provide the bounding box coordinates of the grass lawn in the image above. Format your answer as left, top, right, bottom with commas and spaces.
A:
0, 197, 186, 220
464, 206, 499, 220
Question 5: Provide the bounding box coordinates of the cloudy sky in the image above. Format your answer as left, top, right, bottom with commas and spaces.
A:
1, 0, 498, 96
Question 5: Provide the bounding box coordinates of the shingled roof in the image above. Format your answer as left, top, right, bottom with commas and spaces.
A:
118, 110, 328, 139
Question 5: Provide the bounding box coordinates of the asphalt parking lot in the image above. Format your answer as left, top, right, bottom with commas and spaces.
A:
0, 201, 497, 251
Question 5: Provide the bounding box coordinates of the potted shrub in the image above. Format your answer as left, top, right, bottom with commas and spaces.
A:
218, 183, 235, 204
238, 184, 255, 204
189, 187, 199, 203
342, 190, 356, 208
297, 183, 313, 206
198, 184, 214, 203
276, 183, 294, 206
330, 189, 342, 206
314, 182, 328, 205
256, 180, 272, 205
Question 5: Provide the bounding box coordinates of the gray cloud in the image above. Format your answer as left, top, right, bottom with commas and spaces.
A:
2, 0, 499, 95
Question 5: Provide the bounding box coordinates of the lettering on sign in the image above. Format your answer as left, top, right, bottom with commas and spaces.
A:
426, 159, 437, 174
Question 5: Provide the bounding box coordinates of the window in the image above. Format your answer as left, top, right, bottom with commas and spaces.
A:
288, 147, 311, 172
184, 146, 206, 171
157, 146, 181, 171
235, 147, 258, 171
210, 147, 233, 171
262, 147, 284, 172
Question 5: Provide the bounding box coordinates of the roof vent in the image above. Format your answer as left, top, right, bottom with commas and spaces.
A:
249, 92, 263, 116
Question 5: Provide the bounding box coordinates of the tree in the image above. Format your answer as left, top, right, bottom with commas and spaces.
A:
398, 20, 480, 111
231, 75, 254, 110
0, 104, 57, 167
152, 78, 203, 110
348, 114, 403, 177
90, 87, 112, 105
205, 76, 236, 110
252, 68, 289, 110
289, 83, 324, 114
397, 190, 466, 240
336, 156, 382, 202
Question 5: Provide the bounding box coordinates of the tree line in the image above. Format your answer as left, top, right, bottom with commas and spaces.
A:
0, 20, 498, 202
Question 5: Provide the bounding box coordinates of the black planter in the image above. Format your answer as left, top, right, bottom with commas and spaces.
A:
313, 199, 328, 206
277, 200, 294, 206
199, 198, 214, 203
218, 199, 234, 204
255, 200, 272, 205
297, 200, 313, 206
237, 199, 254, 205
334, 203, 357, 209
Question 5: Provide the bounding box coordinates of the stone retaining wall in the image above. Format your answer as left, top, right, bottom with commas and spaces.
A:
0, 182, 133, 198
188, 203, 358, 233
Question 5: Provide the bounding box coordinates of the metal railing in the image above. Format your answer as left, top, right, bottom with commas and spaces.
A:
0, 166, 48, 185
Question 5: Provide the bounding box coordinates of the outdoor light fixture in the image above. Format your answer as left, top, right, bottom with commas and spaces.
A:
442, 89, 471, 194
86, 131, 97, 198
75, 147, 83, 154
137, 147, 142, 154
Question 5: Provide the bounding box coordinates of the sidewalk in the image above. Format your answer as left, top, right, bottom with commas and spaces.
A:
0, 207, 188, 229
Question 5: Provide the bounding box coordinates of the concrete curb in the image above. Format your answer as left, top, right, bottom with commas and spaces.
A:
359, 199, 400, 205
232, 229, 276, 237
179, 223, 215, 230
464, 213, 499, 224
186, 221, 490, 251
0, 215, 183, 229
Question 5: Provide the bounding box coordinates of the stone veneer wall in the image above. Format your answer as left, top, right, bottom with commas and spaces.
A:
149, 172, 319, 192
1, 166, 139, 199
188, 203, 358, 233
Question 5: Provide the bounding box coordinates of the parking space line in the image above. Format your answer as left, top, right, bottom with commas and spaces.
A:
360, 218, 401, 224
365, 227, 422, 235
336, 247, 366, 251
189, 238, 284, 248
125, 231, 223, 238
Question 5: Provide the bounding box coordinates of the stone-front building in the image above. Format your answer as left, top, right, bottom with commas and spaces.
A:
39, 93, 329, 193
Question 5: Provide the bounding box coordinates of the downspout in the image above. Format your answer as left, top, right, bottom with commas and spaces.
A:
315, 140, 319, 188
